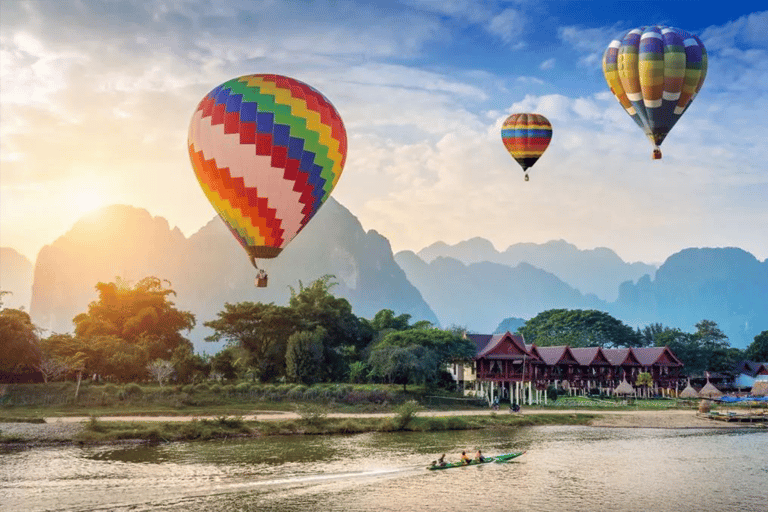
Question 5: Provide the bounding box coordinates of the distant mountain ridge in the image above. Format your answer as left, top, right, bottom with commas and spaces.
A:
0, 247, 33, 310
398, 245, 767, 350
417, 237, 656, 302
394, 251, 605, 333
611, 247, 768, 349
25, 200, 437, 352
6, 207, 766, 353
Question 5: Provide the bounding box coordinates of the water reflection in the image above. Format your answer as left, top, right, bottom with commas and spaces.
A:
1, 427, 766, 512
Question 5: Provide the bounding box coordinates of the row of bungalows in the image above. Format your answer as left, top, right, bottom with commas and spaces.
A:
451, 331, 685, 405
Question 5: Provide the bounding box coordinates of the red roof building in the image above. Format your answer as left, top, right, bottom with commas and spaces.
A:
462, 332, 686, 405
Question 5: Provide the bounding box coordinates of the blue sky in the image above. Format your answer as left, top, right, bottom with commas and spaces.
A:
2, 0, 767, 265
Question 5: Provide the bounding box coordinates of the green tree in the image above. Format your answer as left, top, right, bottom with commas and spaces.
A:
745, 330, 768, 362
519, 309, 642, 348
0, 307, 42, 375
693, 320, 740, 374
637, 323, 669, 347
369, 309, 412, 332
170, 343, 208, 383
368, 329, 474, 390
286, 328, 327, 385
73, 277, 195, 363
204, 302, 299, 382
210, 347, 240, 382
289, 276, 372, 380
369, 344, 435, 391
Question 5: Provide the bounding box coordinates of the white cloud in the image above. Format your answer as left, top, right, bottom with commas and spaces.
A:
558, 24, 625, 68
2, 1, 767, 265
488, 8, 526, 44
701, 11, 768, 51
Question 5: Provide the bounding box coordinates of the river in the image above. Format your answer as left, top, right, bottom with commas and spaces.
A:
1, 426, 766, 512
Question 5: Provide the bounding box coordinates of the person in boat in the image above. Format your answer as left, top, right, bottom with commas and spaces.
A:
437, 453, 447, 467
460, 450, 472, 465
475, 449, 486, 462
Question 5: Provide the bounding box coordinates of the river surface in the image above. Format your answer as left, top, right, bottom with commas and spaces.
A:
1, 426, 766, 512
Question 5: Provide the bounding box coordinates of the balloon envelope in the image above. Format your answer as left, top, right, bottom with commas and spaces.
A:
188, 74, 347, 262
602, 25, 707, 156
501, 113, 552, 179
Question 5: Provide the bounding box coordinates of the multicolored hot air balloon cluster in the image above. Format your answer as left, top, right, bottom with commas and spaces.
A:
501, 113, 552, 181
188, 74, 347, 274
602, 25, 707, 159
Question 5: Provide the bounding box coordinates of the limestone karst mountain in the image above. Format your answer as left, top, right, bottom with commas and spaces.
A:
27, 199, 437, 352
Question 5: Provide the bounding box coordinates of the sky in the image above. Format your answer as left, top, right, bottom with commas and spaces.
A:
2, 0, 767, 266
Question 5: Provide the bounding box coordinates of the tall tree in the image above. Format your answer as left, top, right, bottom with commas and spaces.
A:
368, 329, 474, 390
693, 320, 740, 373
204, 302, 299, 382
745, 330, 768, 362
73, 277, 195, 362
289, 276, 372, 380
286, 328, 327, 385
638, 323, 669, 347
0, 307, 42, 375
519, 309, 642, 348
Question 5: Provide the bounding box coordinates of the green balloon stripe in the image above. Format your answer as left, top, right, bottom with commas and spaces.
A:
223, 79, 337, 184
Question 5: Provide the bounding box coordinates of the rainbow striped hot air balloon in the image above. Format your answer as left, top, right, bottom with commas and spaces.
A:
602, 25, 707, 159
501, 113, 552, 181
188, 74, 347, 286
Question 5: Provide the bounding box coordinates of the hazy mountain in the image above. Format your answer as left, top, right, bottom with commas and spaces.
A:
1, 247, 34, 310
493, 317, 526, 334
28, 199, 437, 352
16, 206, 767, 353
612, 247, 768, 349
394, 251, 605, 333
417, 238, 656, 302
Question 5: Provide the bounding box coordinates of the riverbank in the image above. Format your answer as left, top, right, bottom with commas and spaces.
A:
2, 407, 763, 448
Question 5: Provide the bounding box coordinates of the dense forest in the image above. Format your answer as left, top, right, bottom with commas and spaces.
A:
2, 277, 767, 388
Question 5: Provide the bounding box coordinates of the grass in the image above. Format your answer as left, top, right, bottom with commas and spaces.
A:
76, 416, 253, 444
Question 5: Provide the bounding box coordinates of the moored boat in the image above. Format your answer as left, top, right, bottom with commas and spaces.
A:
427, 451, 525, 470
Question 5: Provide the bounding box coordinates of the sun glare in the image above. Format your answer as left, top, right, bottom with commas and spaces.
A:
72, 187, 107, 217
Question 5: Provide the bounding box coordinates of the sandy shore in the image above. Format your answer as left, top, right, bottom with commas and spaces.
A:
2, 407, 763, 444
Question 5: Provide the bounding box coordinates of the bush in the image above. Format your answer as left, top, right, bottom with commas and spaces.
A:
296, 403, 328, 426
124, 383, 143, 398
102, 384, 118, 395
547, 385, 559, 402
393, 400, 419, 430
287, 385, 308, 400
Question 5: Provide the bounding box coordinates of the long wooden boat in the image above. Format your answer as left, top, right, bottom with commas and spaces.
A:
427, 451, 525, 470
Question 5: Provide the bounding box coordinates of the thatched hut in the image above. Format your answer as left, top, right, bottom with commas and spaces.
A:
699, 380, 723, 399
751, 380, 768, 396
613, 378, 635, 396
679, 381, 699, 399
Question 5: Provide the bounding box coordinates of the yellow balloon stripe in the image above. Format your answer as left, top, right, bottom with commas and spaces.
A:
198, 181, 267, 247
249, 77, 344, 187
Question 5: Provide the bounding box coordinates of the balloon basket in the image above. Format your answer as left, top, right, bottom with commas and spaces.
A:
652, 148, 662, 160
524, 173, 529, 182
255, 276, 268, 288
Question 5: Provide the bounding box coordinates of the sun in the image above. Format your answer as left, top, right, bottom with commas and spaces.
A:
72, 187, 107, 217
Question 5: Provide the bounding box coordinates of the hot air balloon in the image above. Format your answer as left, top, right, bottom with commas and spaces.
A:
602, 25, 707, 159
501, 113, 552, 181
188, 74, 347, 287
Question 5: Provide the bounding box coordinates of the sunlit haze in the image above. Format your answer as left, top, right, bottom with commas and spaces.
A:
2, 1, 767, 265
